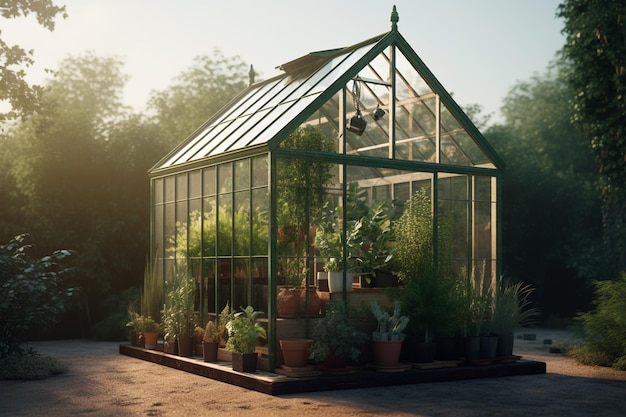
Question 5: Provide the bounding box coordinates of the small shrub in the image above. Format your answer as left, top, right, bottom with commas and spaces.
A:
573, 272, 626, 370
0, 350, 68, 380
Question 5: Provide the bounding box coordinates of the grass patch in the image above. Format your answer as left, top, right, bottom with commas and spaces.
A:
0, 350, 68, 380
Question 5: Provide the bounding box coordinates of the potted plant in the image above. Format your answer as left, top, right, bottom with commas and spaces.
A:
163, 271, 195, 357
315, 201, 362, 293
309, 300, 367, 369
277, 257, 322, 318
491, 276, 540, 357
225, 306, 267, 372
202, 302, 231, 362
369, 300, 409, 366
279, 338, 314, 368
390, 188, 459, 363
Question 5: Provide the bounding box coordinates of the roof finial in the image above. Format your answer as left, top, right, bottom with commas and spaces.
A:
248, 65, 256, 86
391, 5, 399, 30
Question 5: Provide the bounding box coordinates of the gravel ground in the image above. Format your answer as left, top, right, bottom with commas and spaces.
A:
1, 328, 625, 417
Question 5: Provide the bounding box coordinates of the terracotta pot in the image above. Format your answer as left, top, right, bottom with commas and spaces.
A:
143, 332, 159, 349
371, 340, 403, 367
280, 338, 313, 367
232, 352, 258, 372
163, 340, 178, 355
203, 341, 219, 362
277, 287, 301, 318
302, 287, 322, 317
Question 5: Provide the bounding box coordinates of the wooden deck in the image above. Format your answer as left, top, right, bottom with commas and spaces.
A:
119, 344, 546, 396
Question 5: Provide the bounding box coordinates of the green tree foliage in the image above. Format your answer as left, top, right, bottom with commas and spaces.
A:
487, 63, 603, 318
571, 272, 626, 370
0, 0, 66, 122
0, 48, 250, 339
148, 49, 249, 147
558, 0, 626, 273
0, 234, 77, 356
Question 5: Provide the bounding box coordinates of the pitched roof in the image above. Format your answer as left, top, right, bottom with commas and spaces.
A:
151, 14, 503, 174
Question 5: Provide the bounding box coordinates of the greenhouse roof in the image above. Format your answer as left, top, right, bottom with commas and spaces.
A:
151, 7, 504, 174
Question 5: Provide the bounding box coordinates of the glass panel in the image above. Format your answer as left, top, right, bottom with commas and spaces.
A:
474, 201, 493, 260
203, 258, 216, 314
154, 178, 164, 204
233, 259, 250, 308
474, 176, 492, 201
217, 194, 232, 256
189, 257, 202, 314
189, 170, 201, 199
234, 191, 250, 256
164, 203, 175, 259
165, 176, 175, 203
203, 166, 216, 196
234, 159, 250, 191
218, 163, 232, 194
251, 188, 269, 255
252, 258, 269, 312
252, 155, 268, 188
203, 196, 217, 257
175, 200, 187, 259
188, 199, 202, 259
217, 259, 231, 311
154, 204, 164, 259
176, 173, 187, 201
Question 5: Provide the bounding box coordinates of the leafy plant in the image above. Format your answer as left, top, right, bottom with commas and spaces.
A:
491, 276, 540, 335
355, 201, 395, 283
571, 272, 626, 370
0, 234, 78, 357
203, 302, 231, 343
225, 306, 267, 354
127, 314, 160, 333
309, 301, 367, 364
161, 270, 195, 342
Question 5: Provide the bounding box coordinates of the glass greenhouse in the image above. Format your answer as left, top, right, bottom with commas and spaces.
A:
149, 9, 504, 371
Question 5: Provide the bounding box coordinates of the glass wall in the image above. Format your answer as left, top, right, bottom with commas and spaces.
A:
152, 155, 269, 322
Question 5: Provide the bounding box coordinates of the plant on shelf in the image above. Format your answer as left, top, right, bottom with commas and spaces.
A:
225, 306, 267, 372
202, 303, 231, 363
309, 300, 367, 369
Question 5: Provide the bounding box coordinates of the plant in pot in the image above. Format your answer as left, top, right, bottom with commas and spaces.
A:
389, 188, 459, 363
277, 257, 321, 318
315, 202, 362, 293
491, 276, 540, 357
202, 302, 231, 362
459, 263, 495, 362
309, 300, 367, 370
132, 315, 161, 349
163, 270, 195, 357
225, 306, 267, 372
369, 300, 409, 367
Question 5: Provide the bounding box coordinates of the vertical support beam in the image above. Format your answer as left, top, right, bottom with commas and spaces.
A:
268, 151, 277, 371
435, 94, 441, 164
468, 175, 474, 277
389, 45, 396, 159
493, 175, 500, 287
432, 173, 439, 270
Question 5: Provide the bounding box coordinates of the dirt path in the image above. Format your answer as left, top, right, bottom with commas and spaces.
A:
1, 329, 625, 417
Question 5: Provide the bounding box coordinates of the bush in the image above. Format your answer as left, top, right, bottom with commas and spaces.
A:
0, 349, 68, 380
0, 234, 79, 357
571, 272, 626, 370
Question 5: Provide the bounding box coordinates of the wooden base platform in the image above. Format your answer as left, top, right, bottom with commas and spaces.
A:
119, 344, 546, 396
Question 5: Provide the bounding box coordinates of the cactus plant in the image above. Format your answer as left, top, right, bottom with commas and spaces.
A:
370, 300, 409, 341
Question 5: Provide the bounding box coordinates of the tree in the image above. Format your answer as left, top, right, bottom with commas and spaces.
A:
558, 0, 626, 273
486, 62, 603, 318
0, 0, 66, 122
148, 48, 249, 147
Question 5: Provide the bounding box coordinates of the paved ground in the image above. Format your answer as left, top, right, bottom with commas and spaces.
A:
1, 329, 625, 416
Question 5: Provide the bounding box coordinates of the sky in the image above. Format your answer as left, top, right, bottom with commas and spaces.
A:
3, 0, 566, 125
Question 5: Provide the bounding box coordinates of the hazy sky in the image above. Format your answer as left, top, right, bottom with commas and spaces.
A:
4, 0, 565, 124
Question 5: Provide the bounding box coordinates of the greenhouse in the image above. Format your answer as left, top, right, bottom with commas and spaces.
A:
147, 7, 505, 374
